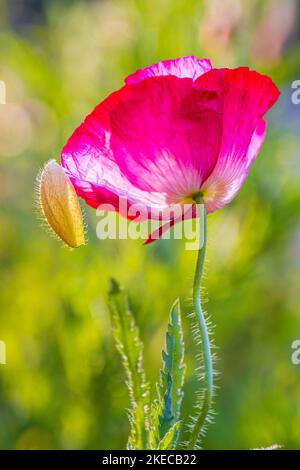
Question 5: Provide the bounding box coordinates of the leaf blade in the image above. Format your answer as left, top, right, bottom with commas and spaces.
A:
108, 279, 150, 449
157, 421, 182, 450
150, 299, 185, 448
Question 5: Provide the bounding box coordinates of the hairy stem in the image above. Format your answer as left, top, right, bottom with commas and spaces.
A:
188, 196, 213, 449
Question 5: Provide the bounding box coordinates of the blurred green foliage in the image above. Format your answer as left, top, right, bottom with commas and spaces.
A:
0, 0, 300, 450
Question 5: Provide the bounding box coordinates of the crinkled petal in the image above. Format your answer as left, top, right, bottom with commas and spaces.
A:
125, 56, 212, 84
62, 76, 223, 213
110, 76, 223, 202
194, 67, 280, 211
61, 87, 168, 214
62, 63, 280, 235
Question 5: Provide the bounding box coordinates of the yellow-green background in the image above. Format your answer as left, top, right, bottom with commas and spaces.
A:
0, 0, 300, 450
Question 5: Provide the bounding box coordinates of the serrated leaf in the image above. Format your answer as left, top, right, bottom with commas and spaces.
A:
157, 421, 181, 450
150, 299, 185, 449
108, 279, 150, 449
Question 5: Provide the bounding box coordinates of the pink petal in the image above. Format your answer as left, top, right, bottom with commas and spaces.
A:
125, 56, 212, 84
61, 86, 167, 213
62, 75, 223, 213
62, 62, 280, 240
110, 76, 223, 202
144, 204, 195, 244
194, 67, 280, 212
144, 218, 177, 245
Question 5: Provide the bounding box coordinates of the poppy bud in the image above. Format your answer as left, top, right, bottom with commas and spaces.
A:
37, 160, 85, 248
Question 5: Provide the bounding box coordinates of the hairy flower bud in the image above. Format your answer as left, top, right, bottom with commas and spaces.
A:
37, 160, 85, 248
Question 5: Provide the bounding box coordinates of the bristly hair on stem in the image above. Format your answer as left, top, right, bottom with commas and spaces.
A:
186, 194, 216, 450
107, 195, 216, 450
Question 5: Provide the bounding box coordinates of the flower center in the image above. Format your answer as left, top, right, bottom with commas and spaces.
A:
178, 192, 203, 205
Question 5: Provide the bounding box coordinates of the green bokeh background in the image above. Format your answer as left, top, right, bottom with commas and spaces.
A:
0, 0, 300, 450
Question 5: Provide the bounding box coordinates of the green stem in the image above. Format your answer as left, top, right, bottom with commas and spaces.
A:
188, 196, 213, 449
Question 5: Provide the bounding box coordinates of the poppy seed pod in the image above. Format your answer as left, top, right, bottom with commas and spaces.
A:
37, 160, 85, 248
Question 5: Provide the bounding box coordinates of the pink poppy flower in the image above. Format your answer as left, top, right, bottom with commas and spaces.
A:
61, 56, 280, 240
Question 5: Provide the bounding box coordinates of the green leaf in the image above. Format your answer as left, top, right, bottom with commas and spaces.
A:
108, 279, 150, 450
150, 299, 185, 449
157, 421, 182, 450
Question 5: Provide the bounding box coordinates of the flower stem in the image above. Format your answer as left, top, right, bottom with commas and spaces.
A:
188, 196, 213, 449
